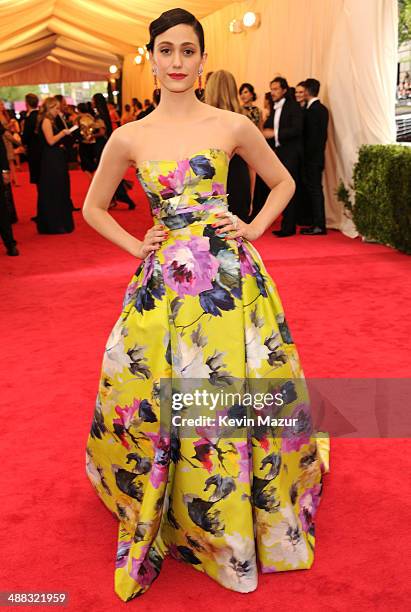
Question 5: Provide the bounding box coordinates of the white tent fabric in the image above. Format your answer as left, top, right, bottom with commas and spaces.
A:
327, 0, 398, 236
0, 0, 234, 83
0, 0, 398, 235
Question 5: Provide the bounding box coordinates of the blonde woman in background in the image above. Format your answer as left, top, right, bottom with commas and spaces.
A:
205, 70, 254, 221
36, 97, 74, 234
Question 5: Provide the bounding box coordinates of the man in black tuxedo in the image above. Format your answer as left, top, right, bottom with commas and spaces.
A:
300, 78, 329, 235
54, 95, 80, 212
22, 93, 41, 222
262, 77, 303, 237
0, 124, 18, 256
22, 93, 41, 187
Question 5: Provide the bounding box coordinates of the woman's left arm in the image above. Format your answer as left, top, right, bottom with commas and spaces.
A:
214, 113, 295, 241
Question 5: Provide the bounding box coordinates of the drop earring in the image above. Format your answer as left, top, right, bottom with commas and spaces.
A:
153, 69, 160, 95
198, 68, 203, 92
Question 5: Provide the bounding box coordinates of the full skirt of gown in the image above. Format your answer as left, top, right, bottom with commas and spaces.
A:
85, 147, 330, 602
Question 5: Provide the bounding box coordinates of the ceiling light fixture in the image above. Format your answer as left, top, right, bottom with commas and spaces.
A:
243, 12, 261, 29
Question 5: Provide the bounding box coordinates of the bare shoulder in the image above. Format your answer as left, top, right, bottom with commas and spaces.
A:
109, 115, 158, 143
105, 121, 143, 159
206, 106, 247, 128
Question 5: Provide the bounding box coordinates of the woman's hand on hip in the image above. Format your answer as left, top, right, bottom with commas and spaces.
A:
135, 224, 169, 259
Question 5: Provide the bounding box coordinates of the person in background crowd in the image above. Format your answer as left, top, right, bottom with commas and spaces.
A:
300, 78, 329, 235
262, 91, 274, 121
0, 102, 18, 222
205, 69, 253, 222
54, 94, 80, 210
288, 87, 296, 101
295, 81, 307, 108
7, 112, 24, 173
22, 93, 41, 221
108, 103, 121, 130
92, 93, 136, 210
136, 95, 156, 120
22, 93, 41, 184
54, 95, 79, 167
36, 97, 74, 234
239, 82, 263, 129
205, 70, 214, 86
67, 105, 79, 124
76, 102, 98, 184
251, 90, 275, 218
293, 81, 311, 227
121, 104, 134, 125
91, 94, 109, 167
0, 123, 18, 255
0, 100, 20, 188
239, 81, 263, 206
131, 98, 143, 119
261, 76, 303, 237
133, 100, 143, 119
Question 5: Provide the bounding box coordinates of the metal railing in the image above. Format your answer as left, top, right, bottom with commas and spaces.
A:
396, 113, 411, 141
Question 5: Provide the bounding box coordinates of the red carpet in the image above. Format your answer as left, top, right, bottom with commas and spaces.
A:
1, 168, 411, 611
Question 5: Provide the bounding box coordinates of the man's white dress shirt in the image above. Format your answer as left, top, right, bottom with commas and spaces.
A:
273, 97, 286, 147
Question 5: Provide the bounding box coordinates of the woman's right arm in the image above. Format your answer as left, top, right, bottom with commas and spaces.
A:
82, 126, 168, 260
41, 118, 70, 145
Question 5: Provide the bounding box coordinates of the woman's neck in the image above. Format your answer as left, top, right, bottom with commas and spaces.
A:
154, 88, 206, 123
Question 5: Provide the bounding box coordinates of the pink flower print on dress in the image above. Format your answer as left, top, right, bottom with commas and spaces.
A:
162, 236, 219, 297
158, 159, 190, 199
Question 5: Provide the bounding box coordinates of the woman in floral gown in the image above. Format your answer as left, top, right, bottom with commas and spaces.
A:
83, 7, 330, 603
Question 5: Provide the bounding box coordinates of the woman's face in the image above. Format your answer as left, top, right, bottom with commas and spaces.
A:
295, 86, 306, 104
151, 23, 207, 94
49, 104, 59, 118
240, 87, 253, 104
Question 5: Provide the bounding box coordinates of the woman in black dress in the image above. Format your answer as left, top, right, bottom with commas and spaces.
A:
204, 70, 252, 223
250, 92, 275, 221
91, 94, 136, 210
239, 82, 263, 129
36, 97, 74, 234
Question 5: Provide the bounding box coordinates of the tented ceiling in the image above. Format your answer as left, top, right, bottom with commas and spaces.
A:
0, 0, 236, 85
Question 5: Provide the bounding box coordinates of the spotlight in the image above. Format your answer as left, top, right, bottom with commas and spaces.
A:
109, 64, 118, 74
243, 12, 261, 28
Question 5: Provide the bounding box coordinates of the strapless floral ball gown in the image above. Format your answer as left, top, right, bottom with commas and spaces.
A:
85, 147, 330, 602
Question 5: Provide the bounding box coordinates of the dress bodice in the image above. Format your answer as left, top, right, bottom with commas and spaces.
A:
136, 148, 231, 229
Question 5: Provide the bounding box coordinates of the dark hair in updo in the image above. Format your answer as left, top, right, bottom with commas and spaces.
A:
239, 82, 257, 102
146, 8, 205, 55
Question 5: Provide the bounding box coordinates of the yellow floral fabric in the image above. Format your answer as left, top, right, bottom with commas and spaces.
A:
85, 148, 330, 602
